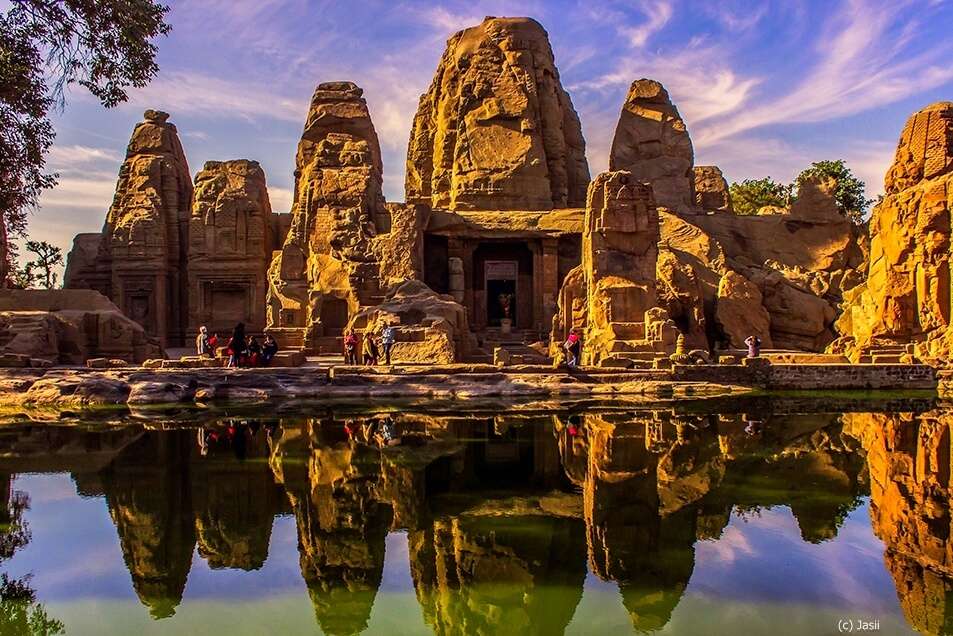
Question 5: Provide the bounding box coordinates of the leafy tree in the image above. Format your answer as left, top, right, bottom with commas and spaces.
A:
22, 240, 62, 289
0, 0, 171, 283
795, 159, 872, 224
728, 177, 793, 215
0, 489, 64, 636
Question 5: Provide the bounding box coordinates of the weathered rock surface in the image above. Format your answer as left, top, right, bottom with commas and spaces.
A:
406, 16, 589, 211
610, 79, 694, 211
0, 289, 162, 364
187, 160, 279, 336
838, 102, 953, 362
657, 175, 863, 352
267, 82, 415, 350
349, 280, 472, 364
692, 166, 732, 212
555, 171, 678, 366
714, 271, 772, 348
65, 110, 193, 348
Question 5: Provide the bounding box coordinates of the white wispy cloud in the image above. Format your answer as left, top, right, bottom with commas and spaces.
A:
620, 0, 673, 47
125, 70, 309, 124
693, 0, 953, 146
267, 186, 294, 215
46, 145, 121, 167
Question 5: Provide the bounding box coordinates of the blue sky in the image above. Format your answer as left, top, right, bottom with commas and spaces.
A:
25, 0, 953, 255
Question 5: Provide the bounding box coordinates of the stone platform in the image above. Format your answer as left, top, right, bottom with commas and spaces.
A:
0, 361, 938, 409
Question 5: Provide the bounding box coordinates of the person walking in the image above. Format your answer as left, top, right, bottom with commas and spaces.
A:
196, 326, 210, 357
227, 322, 247, 368
343, 330, 358, 365
362, 330, 379, 366
745, 334, 762, 359
381, 324, 396, 365
262, 335, 279, 366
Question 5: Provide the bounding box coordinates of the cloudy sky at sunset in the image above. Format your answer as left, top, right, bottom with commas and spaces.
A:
26, 0, 953, 254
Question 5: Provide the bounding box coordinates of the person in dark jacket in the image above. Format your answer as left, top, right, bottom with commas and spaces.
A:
227, 322, 247, 368
262, 335, 279, 366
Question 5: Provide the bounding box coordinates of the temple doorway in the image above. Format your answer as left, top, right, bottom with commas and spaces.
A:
485, 261, 517, 326
320, 296, 349, 335
473, 243, 534, 331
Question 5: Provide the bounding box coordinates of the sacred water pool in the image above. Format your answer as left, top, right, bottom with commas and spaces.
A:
0, 396, 945, 635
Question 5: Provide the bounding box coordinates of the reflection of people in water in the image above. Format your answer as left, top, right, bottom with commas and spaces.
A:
744, 419, 763, 436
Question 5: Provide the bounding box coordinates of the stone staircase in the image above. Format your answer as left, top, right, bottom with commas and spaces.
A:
859, 343, 917, 364
470, 328, 550, 364
598, 325, 668, 368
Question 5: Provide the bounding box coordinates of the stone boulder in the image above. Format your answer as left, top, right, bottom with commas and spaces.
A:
610, 79, 694, 212
714, 271, 772, 348
406, 16, 590, 211
692, 166, 732, 212
838, 102, 953, 361
0, 290, 162, 364
348, 280, 472, 363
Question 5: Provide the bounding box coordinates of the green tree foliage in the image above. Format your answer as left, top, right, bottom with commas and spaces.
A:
19, 240, 62, 289
728, 177, 793, 215
0, 490, 64, 636
795, 159, 872, 224
0, 0, 171, 265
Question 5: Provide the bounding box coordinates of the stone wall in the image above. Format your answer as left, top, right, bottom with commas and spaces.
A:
673, 361, 936, 390
0, 289, 162, 364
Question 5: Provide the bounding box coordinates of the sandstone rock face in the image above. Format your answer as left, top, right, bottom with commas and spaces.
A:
555, 171, 678, 365
715, 271, 772, 348
610, 80, 693, 211
65, 110, 193, 348
0, 290, 162, 364
692, 166, 731, 212
405, 16, 589, 211
348, 280, 472, 363
187, 160, 276, 336
838, 103, 953, 361
658, 176, 863, 352
266, 82, 412, 350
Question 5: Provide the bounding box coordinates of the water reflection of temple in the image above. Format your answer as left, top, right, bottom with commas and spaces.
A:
845, 411, 953, 636
0, 405, 950, 633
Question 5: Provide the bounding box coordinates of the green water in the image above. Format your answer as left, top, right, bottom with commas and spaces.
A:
0, 396, 945, 634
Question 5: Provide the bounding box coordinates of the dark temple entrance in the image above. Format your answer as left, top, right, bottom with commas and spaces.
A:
486, 277, 517, 326
473, 243, 534, 331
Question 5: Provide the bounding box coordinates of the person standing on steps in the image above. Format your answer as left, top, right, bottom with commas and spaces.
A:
745, 334, 762, 359
563, 331, 581, 367
227, 322, 247, 368
343, 330, 358, 365
362, 330, 380, 366
196, 326, 210, 357
381, 324, 396, 365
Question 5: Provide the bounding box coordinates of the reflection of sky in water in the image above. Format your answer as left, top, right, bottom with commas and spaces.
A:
0, 474, 919, 635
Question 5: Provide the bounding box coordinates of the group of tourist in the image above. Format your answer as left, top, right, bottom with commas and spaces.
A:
343, 324, 397, 366
196, 322, 279, 368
